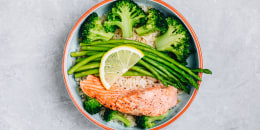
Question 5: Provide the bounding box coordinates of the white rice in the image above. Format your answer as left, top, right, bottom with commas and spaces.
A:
115, 76, 160, 90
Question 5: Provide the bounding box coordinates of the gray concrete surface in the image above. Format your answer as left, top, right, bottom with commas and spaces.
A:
0, 0, 259, 130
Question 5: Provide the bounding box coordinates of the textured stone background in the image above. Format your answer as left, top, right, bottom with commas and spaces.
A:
0, 0, 259, 130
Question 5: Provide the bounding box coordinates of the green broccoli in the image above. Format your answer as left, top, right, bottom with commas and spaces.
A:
135, 111, 169, 129
155, 17, 190, 63
135, 8, 168, 36
104, 0, 146, 38
103, 108, 132, 127
84, 96, 102, 115
81, 12, 114, 43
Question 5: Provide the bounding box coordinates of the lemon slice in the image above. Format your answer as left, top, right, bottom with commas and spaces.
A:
100, 46, 144, 90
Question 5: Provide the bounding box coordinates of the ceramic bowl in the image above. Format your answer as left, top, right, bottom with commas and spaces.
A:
63, 0, 203, 129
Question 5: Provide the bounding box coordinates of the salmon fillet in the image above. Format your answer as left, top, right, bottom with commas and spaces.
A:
80, 75, 178, 116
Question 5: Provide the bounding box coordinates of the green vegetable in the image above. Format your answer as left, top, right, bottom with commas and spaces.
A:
69, 39, 211, 92
131, 66, 154, 77
76, 58, 85, 63
155, 17, 190, 63
71, 51, 88, 57
135, 8, 168, 36
80, 40, 202, 81
75, 62, 100, 72
104, 0, 145, 38
81, 46, 113, 51
89, 39, 152, 48
71, 51, 99, 57
74, 69, 99, 78
135, 111, 169, 128
143, 57, 174, 79
68, 53, 105, 75
103, 109, 132, 127
94, 70, 148, 77
76, 57, 101, 63
138, 60, 168, 86
192, 68, 212, 74
132, 66, 184, 90
81, 12, 114, 43
84, 96, 102, 115
74, 69, 150, 78
73, 40, 203, 88
141, 50, 201, 81
123, 71, 148, 76
144, 53, 199, 89
87, 42, 202, 82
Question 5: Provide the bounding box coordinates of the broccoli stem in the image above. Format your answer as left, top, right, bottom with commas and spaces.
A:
93, 31, 114, 41
135, 26, 153, 36
68, 53, 105, 75
74, 69, 99, 78
122, 15, 133, 38
149, 111, 170, 122
136, 111, 170, 128
154, 29, 173, 51
75, 62, 100, 72
113, 114, 132, 127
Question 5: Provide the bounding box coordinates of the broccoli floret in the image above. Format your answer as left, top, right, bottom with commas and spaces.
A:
84, 96, 102, 115
81, 12, 114, 43
135, 8, 168, 36
135, 111, 169, 129
103, 108, 132, 127
155, 17, 190, 63
104, 0, 146, 38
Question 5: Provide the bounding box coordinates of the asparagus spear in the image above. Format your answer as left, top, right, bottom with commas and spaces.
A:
81, 39, 202, 81
75, 62, 100, 72
145, 53, 199, 89
68, 53, 105, 75
138, 60, 168, 87
71, 51, 100, 57
74, 69, 99, 78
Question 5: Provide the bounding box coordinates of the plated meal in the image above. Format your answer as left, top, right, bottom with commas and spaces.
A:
64, 0, 212, 129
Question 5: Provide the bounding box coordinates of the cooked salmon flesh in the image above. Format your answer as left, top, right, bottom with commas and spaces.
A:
80, 75, 178, 116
